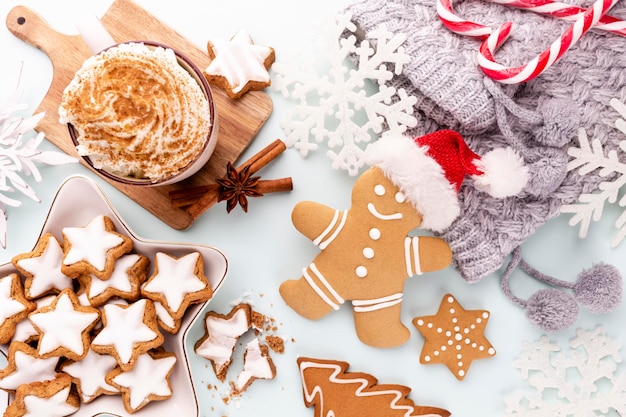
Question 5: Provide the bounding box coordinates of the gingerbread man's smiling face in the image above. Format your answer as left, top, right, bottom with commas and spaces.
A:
352, 167, 423, 231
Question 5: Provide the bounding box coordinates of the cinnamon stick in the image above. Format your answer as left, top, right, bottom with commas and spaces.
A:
239, 138, 287, 175
255, 177, 293, 194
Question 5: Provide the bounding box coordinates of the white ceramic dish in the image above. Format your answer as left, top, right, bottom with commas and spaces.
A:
0, 175, 228, 416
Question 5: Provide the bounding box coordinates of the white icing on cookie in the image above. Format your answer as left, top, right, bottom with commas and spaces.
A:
0, 274, 29, 326
62, 348, 119, 402
62, 215, 125, 271
91, 299, 159, 366
195, 306, 250, 373
87, 253, 141, 299
143, 252, 206, 314
29, 291, 99, 357
235, 338, 274, 392
15, 235, 73, 298
205, 30, 273, 94
0, 349, 58, 390
12, 295, 55, 343
154, 301, 176, 330
22, 386, 79, 417
110, 352, 176, 411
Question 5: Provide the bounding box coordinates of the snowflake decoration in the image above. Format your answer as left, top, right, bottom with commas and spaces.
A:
0, 89, 77, 248
560, 98, 626, 247
272, 12, 418, 176
503, 326, 626, 417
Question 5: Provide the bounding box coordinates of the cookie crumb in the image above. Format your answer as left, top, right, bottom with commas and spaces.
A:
266, 335, 284, 353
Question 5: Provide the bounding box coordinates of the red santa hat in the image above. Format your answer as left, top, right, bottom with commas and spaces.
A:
364, 130, 529, 232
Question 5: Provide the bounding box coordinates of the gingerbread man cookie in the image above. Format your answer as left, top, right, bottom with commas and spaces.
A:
280, 131, 528, 348
280, 166, 452, 348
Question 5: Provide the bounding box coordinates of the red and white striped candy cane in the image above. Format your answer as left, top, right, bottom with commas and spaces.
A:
436, 0, 491, 38
488, 0, 626, 36
478, 0, 620, 83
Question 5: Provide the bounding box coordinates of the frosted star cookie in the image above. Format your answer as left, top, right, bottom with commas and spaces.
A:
412, 293, 496, 381
0, 342, 59, 392
194, 303, 252, 381
12, 295, 55, 344
91, 298, 164, 371
0, 273, 36, 344
60, 348, 119, 403
3, 373, 79, 417
29, 288, 100, 361
106, 350, 177, 413
12, 233, 73, 300
61, 214, 133, 280
232, 338, 276, 394
77, 253, 149, 306
297, 357, 450, 417
141, 251, 213, 320
205, 29, 275, 99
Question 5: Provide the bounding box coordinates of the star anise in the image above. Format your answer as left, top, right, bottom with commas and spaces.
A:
216, 162, 263, 213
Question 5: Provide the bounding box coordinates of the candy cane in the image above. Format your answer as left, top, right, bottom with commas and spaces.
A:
488, 0, 626, 36
478, 0, 620, 83
436, 0, 626, 38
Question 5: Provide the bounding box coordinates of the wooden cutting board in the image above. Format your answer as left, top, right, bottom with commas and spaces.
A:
5, 0, 273, 230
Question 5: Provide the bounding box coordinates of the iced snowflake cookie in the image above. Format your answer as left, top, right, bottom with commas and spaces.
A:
0, 274, 35, 344
106, 349, 177, 413
297, 357, 450, 417
11, 233, 73, 300
412, 293, 496, 381
0, 342, 59, 392
3, 373, 79, 417
233, 338, 276, 394
60, 347, 119, 403
76, 253, 149, 307
205, 29, 275, 99
91, 298, 164, 371
61, 214, 133, 280
194, 303, 252, 381
141, 251, 213, 320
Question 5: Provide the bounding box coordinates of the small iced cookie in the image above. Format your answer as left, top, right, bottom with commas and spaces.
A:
12, 295, 56, 344
194, 303, 252, 381
205, 29, 275, 99
0, 273, 36, 344
91, 298, 164, 371
412, 293, 496, 381
0, 342, 59, 392
153, 301, 182, 334
3, 373, 79, 417
106, 350, 177, 413
29, 288, 100, 361
60, 348, 119, 403
76, 253, 149, 307
232, 338, 276, 394
61, 214, 133, 280
141, 251, 213, 320
12, 233, 73, 300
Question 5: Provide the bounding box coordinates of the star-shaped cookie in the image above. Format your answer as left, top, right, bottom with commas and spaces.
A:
205, 29, 275, 99
0, 342, 59, 391
412, 293, 496, 381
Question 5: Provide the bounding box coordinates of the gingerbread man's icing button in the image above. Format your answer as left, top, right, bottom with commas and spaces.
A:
362, 247, 374, 259
369, 228, 381, 240
355, 266, 368, 278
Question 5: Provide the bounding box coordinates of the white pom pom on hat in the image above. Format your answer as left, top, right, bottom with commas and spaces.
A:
364, 130, 529, 232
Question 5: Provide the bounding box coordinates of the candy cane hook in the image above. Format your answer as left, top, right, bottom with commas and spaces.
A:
478, 0, 619, 83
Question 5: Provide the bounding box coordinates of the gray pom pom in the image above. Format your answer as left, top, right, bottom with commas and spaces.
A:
525, 288, 578, 332
523, 148, 567, 197
534, 98, 579, 147
574, 263, 623, 313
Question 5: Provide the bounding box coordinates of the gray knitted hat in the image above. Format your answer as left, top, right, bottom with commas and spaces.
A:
342, 0, 626, 329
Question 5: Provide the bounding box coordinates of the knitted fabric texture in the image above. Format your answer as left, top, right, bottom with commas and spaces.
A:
343, 0, 626, 283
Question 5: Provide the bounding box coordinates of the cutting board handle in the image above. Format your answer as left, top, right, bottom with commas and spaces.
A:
6, 6, 89, 62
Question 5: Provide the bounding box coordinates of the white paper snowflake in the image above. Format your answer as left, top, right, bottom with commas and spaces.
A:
0, 90, 77, 248
272, 12, 418, 176
503, 326, 626, 417
560, 98, 626, 247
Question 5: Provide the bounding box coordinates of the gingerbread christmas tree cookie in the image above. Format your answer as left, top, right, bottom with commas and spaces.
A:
297, 357, 450, 417
412, 293, 496, 381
